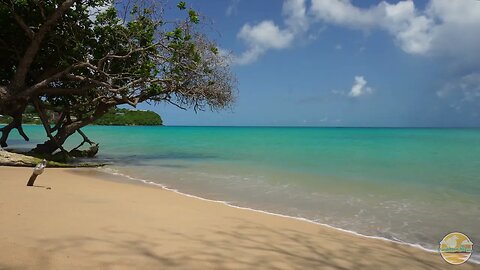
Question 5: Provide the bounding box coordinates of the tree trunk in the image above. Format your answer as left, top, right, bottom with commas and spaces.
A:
0, 86, 27, 114
32, 101, 113, 155
0, 85, 29, 147
32, 125, 74, 154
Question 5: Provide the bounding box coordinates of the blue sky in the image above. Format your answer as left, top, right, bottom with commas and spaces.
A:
139, 0, 480, 127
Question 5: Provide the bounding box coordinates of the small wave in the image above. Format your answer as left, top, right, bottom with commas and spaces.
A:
97, 167, 480, 264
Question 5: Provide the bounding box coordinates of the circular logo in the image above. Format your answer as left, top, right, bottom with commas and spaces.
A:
439, 232, 473, 265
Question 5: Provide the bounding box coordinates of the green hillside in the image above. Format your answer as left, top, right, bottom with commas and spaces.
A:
0, 107, 163, 126
93, 108, 163, 126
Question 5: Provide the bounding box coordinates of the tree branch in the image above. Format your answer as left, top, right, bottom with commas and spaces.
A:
34, 0, 47, 20
22, 62, 89, 96
12, 12, 34, 39
11, 0, 77, 90
165, 98, 187, 110
32, 98, 70, 155
96, 42, 162, 70
0, 115, 29, 148
71, 129, 94, 151
40, 85, 95, 96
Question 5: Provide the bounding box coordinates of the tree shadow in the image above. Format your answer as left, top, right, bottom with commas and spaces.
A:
20, 219, 476, 270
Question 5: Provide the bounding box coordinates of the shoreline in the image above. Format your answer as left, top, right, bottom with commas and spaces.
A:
93, 167, 480, 265
92, 167, 449, 259
0, 167, 474, 269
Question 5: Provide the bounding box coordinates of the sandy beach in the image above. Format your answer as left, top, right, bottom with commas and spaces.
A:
0, 166, 475, 270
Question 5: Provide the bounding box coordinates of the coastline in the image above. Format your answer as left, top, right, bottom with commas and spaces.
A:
89, 167, 480, 265
0, 166, 476, 269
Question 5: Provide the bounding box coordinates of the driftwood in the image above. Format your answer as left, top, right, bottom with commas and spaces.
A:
0, 148, 38, 166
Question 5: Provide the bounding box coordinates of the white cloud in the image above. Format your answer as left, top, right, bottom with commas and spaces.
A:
283, 0, 309, 33
310, 0, 380, 27
425, 0, 480, 64
236, 21, 295, 65
234, 0, 480, 72
238, 21, 294, 50
349, 76, 372, 97
310, 0, 434, 54
310, 0, 480, 58
235, 0, 307, 65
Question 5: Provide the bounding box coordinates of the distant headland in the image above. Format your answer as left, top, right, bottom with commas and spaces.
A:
0, 107, 162, 126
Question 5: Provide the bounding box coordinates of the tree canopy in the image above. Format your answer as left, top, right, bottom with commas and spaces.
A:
0, 0, 235, 157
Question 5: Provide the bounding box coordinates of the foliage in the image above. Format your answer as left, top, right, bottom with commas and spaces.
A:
94, 108, 162, 126
0, 0, 236, 155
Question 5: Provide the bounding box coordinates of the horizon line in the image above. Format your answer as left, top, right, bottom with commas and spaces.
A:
162, 125, 480, 129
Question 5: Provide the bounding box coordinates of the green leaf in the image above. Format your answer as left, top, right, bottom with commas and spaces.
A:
210, 46, 218, 55
177, 1, 186, 10
174, 28, 182, 38
188, 10, 199, 24
131, 5, 138, 15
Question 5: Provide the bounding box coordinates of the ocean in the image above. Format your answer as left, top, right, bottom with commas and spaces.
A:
7, 126, 480, 259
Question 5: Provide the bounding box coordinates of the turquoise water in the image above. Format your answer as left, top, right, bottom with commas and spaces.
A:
6, 126, 480, 257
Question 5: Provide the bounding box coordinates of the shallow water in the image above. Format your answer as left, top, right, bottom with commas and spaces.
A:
7, 125, 480, 260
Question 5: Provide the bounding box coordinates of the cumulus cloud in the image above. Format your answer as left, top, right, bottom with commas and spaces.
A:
310, 0, 480, 58
235, 0, 307, 65
330, 76, 373, 98
235, 0, 480, 65
236, 21, 295, 65
233, 0, 480, 112
283, 0, 309, 33
349, 76, 372, 97
310, 0, 434, 54
425, 0, 480, 66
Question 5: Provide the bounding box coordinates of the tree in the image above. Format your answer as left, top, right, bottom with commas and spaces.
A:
0, 0, 235, 157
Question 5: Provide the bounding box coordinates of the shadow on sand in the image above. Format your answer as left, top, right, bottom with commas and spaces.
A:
20, 219, 473, 270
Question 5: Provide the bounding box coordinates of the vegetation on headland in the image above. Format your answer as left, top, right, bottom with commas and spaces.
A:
1, 107, 163, 126
0, 0, 236, 162
93, 108, 162, 126
0, 106, 41, 125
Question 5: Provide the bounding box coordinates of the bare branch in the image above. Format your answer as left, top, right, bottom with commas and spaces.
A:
165, 98, 187, 110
